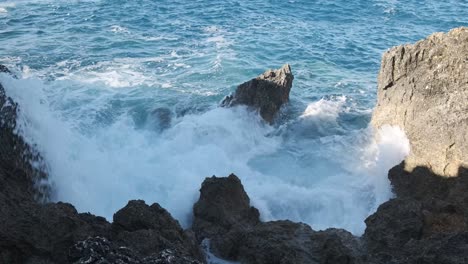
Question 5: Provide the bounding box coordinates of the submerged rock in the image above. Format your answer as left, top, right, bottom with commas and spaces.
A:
222, 64, 294, 123
149, 107, 172, 131
371, 27, 468, 176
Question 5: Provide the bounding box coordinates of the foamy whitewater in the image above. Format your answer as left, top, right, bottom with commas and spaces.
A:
0, 0, 466, 237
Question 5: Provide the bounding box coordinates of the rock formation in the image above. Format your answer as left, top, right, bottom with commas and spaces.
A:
363, 163, 468, 264
192, 174, 363, 264
371, 27, 468, 176
222, 64, 294, 123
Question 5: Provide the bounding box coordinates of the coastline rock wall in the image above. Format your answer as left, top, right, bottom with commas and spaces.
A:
371, 27, 468, 176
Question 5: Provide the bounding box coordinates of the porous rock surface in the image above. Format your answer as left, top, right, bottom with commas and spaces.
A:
222, 64, 294, 123
371, 27, 468, 176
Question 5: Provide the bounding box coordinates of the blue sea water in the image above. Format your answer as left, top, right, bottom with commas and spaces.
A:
0, 0, 466, 236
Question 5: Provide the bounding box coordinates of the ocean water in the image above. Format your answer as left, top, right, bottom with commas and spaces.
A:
0, 0, 466, 236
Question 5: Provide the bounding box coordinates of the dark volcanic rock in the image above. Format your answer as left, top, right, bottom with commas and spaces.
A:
69, 236, 202, 264
192, 174, 260, 242
363, 164, 468, 264
112, 200, 203, 261
222, 64, 294, 123
193, 174, 363, 264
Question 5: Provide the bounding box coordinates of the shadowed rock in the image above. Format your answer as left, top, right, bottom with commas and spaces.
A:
112, 200, 203, 261
371, 27, 468, 176
192, 174, 260, 242
222, 64, 294, 123
363, 163, 468, 264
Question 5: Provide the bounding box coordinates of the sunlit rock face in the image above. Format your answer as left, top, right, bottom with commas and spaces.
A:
372, 27, 468, 177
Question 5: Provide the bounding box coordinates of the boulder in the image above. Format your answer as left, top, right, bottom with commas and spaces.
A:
112, 200, 203, 261
192, 174, 260, 242
222, 64, 294, 123
371, 27, 468, 176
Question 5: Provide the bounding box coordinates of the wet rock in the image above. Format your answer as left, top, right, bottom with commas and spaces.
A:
69, 237, 202, 264
192, 174, 260, 242
112, 200, 204, 261
193, 174, 363, 264
371, 27, 468, 176
222, 64, 294, 123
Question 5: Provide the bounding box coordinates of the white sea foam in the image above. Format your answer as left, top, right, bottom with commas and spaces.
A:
1, 75, 409, 235
110, 25, 129, 33
54, 59, 164, 88
0, 2, 15, 12
301, 96, 347, 119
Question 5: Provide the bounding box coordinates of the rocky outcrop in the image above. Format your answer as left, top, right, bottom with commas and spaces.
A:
0, 66, 203, 264
371, 27, 468, 176
192, 169, 468, 264
192, 174, 260, 242
193, 174, 363, 264
112, 200, 203, 261
363, 163, 468, 264
222, 64, 294, 123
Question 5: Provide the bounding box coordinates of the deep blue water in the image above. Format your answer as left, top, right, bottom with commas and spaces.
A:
0, 0, 466, 236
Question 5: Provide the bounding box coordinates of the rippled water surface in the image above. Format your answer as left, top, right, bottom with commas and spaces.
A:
0, 0, 466, 235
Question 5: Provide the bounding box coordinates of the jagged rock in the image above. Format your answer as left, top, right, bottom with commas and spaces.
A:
371, 27, 468, 176
221, 64, 294, 123
193, 174, 363, 264
112, 200, 203, 261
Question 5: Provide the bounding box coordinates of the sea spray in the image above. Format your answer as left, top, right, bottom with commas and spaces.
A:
2, 74, 409, 235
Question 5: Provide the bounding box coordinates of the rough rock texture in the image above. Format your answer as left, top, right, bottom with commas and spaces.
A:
112, 200, 203, 261
193, 174, 363, 264
69, 237, 202, 264
222, 64, 294, 123
371, 27, 468, 176
0, 66, 203, 264
363, 163, 468, 264
192, 174, 260, 242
